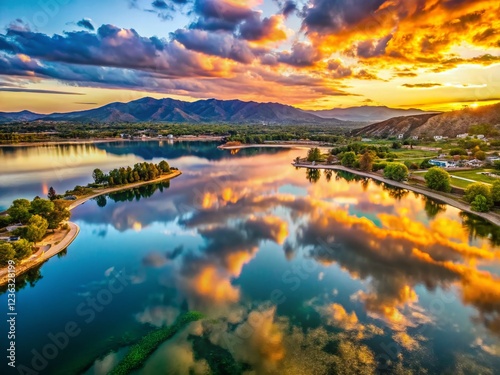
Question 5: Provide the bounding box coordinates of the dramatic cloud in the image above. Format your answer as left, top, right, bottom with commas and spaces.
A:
191, 0, 255, 31
173, 28, 255, 63
402, 83, 443, 88
239, 14, 288, 44
76, 18, 95, 31
0, 88, 84, 95
0, 0, 499, 110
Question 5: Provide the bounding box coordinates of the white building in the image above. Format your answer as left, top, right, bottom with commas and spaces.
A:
466, 159, 483, 167
397, 134, 404, 139
456, 133, 469, 139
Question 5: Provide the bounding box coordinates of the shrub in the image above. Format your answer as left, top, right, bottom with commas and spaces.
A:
420, 159, 433, 169
341, 152, 357, 167
492, 180, 500, 204
383, 163, 409, 182
464, 182, 493, 210
425, 167, 452, 192
372, 162, 387, 172
471, 195, 491, 212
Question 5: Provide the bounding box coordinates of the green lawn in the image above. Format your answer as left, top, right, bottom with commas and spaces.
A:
448, 169, 500, 187
393, 150, 439, 162
414, 168, 500, 188
449, 177, 472, 189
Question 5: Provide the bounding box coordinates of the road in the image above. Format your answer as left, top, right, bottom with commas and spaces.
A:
294, 163, 500, 226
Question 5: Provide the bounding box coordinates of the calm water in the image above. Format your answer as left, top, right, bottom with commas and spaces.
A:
1, 141, 500, 375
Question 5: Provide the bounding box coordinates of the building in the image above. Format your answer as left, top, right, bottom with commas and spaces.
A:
433, 135, 448, 141
429, 159, 451, 168
397, 134, 404, 139
456, 133, 469, 139
167, 134, 174, 139
476, 134, 485, 140
411, 136, 419, 140
487, 156, 500, 163
466, 159, 483, 168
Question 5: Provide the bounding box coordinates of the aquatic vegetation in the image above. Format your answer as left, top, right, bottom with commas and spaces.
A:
109, 311, 204, 375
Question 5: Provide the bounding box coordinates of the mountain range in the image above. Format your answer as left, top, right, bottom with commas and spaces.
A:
353, 103, 500, 138
0, 97, 343, 125
306, 106, 436, 122
0, 97, 434, 125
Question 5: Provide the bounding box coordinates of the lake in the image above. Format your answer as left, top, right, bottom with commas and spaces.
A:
1, 141, 500, 375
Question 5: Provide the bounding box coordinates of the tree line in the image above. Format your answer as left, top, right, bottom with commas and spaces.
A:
92, 161, 172, 187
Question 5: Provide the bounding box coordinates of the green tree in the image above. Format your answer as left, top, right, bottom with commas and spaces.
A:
475, 150, 486, 161
158, 160, 171, 173
391, 142, 402, 149
92, 168, 105, 184
7, 199, 32, 224
420, 159, 433, 169
341, 152, 357, 168
0, 242, 16, 266
471, 195, 490, 212
307, 147, 322, 162
47, 201, 71, 230
12, 239, 33, 261
492, 181, 500, 204
47, 187, 57, 201
383, 163, 409, 182
0, 215, 12, 228
449, 148, 467, 156
25, 215, 49, 244
30, 198, 54, 219
424, 167, 452, 192
359, 151, 375, 172
464, 182, 493, 210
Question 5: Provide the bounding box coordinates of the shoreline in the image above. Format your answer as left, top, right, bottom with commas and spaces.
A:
218, 142, 330, 150
293, 163, 500, 226
0, 170, 182, 286
0, 136, 224, 148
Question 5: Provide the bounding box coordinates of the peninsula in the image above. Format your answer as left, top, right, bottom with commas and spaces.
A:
0, 164, 181, 286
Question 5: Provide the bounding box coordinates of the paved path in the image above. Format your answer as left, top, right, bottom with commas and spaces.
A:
294, 163, 500, 226
0, 222, 80, 283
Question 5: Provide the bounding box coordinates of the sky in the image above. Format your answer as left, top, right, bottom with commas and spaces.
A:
0, 0, 499, 113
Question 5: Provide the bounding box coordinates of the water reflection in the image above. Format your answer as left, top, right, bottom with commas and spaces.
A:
81, 150, 500, 372
2, 145, 500, 374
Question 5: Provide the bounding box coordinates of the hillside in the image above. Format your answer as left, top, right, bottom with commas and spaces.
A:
0, 110, 44, 122
353, 103, 500, 138
307, 106, 436, 122
0, 97, 345, 125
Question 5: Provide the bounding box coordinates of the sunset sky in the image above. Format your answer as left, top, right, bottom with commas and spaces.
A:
0, 0, 499, 113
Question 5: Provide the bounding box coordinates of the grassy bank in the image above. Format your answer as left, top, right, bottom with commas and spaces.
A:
109, 311, 204, 375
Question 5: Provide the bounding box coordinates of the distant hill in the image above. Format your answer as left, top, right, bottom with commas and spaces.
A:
353, 103, 500, 138
0, 110, 44, 123
306, 106, 437, 123
0, 97, 347, 125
